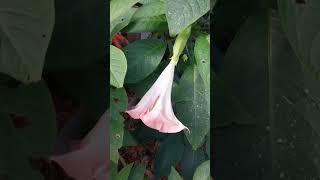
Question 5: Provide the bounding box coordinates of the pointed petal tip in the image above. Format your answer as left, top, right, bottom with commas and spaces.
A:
157, 127, 189, 134
183, 127, 190, 134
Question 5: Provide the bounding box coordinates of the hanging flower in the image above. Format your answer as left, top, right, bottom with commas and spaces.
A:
50, 112, 108, 180
126, 25, 192, 134
126, 60, 189, 133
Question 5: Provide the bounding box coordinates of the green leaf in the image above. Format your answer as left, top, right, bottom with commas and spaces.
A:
277, 0, 302, 59
294, 1, 320, 80
110, 114, 125, 163
139, 0, 159, 4
215, 11, 320, 179
154, 134, 185, 178
123, 15, 168, 33
111, 45, 128, 88
193, 160, 210, 180
111, 161, 118, 179
0, 0, 54, 83
132, 1, 165, 21
175, 66, 210, 150
168, 167, 182, 180
111, 87, 128, 117
111, 8, 137, 37
268, 11, 320, 179
215, 14, 271, 180
212, 72, 256, 127
194, 34, 210, 88
110, 0, 139, 37
117, 163, 134, 180
129, 163, 146, 180
126, 60, 167, 97
123, 129, 138, 146
278, 0, 320, 81
0, 114, 43, 180
180, 144, 207, 180
166, 0, 210, 36
220, 14, 270, 127
0, 81, 56, 156
124, 39, 166, 84
127, 71, 159, 97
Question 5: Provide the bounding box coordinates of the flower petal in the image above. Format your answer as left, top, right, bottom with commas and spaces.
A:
126, 61, 175, 118
126, 61, 189, 133
51, 111, 108, 179
141, 109, 188, 133
51, 148, 93, 180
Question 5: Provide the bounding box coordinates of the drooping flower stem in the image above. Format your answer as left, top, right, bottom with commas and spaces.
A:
171, 25, 192, 64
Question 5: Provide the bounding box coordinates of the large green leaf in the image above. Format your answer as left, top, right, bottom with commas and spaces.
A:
0, 81, 56, 156
123, 15, 168, 33
192, 160, 210, 180
212, 72, 256, 127
117, 163, 134, 180
175, 66, 210, 150
131, 1, 165, 21
111, 161, 118, 179
110, 114, 125, 163
111, 8, 137, 38
122, 129, 138, 147
139, 0, 159, 4
124, 39, 166, 84
219, 13, 269, 127
0, 0, 54, 83
110, 87, 128, 162
154, 134, 185, 178
214, 11, 320, 180
111, 45, 127, 88
295, 0, 320, 80
278, 0, 320, 81
277, 0, 302, 59
168, 167, 182, 180
214, 13, 272, 180
129, 163, 146, 180
194, 34, 210, 88
126, 60, 167, 97
211, 0, 270, 53
268, 11, 320, 179
180, 144, 207, 180
166, 0, 210, 36
111, 87, 128, 117
110, 0, 139, 37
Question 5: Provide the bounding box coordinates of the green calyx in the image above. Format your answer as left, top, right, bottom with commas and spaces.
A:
171, 25, 192, 64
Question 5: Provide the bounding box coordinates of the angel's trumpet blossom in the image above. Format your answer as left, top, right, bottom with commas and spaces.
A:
126, 26, 192, 134
50, 112, 108, 180
126, 60, 189, 133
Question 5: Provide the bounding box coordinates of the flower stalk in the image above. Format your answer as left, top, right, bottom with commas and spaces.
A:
171, 25, 192, 64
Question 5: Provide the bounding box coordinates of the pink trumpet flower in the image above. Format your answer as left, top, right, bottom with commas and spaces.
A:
126, 60, 189, 133
50, 112, 108, 180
